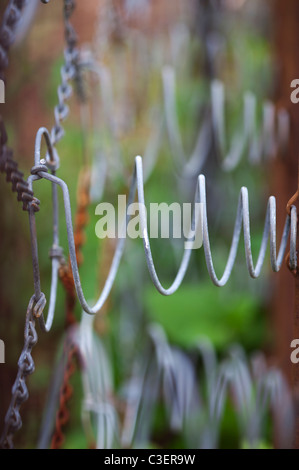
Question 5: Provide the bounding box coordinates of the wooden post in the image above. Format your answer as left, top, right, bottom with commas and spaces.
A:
272, 0, 299, 449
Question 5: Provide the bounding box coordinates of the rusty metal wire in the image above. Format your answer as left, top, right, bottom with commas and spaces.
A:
0, 294, 46, 449
50, 332, 81, 450
0, 0, 41, 211
285, 164, 299, 276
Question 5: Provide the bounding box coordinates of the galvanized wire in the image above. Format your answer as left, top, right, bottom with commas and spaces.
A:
27, 151, 296, 319
162, 66, 290, 176
119, 326, 294, 449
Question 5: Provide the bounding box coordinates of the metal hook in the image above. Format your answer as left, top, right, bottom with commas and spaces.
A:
27, 128, 63, 332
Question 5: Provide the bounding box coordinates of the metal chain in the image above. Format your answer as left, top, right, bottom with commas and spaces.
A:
0, 0, 41, 211
0, 0, 27, 76
0, 293, 46, 449
0, 118, 41, 211
47, 0, 85, 155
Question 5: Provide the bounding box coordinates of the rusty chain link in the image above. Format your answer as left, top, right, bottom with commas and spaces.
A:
0, 0, 27, 78
0, 0, 83, 208
0, 0, 41, 211
50, 333, 81, 450
0, 293, 46, 449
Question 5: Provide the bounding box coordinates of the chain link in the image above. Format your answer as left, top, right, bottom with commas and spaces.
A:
0, 0, 27, 76
0, 294, 46, 449
50, 0, 85, 154
0, 0, 41, 211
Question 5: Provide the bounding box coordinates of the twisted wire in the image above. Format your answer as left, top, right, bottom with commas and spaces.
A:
0, 0, 27, 75
0, 1, 41, 211
51, 332, 81, 449
43, 0, 83, 159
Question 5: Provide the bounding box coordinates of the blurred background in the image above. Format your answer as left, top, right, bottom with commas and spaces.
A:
0, 0, 298, 449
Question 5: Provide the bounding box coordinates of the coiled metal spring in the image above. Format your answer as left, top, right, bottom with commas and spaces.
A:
27, 139, 297, 330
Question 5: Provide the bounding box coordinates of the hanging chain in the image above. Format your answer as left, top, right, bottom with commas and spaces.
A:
0, 0, 40, 211
0, 0, 27, 76
49, 0, 85, 153
0, 293, 46, 449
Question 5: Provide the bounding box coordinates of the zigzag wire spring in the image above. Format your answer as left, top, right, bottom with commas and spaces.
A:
162, 65, 212, 177
211, 79, 290, 170
84, 58, 290, 189
162, 66, 290, 176
27, 127, 297, 330
26, 2, 295, 331
77, 318, 294, 449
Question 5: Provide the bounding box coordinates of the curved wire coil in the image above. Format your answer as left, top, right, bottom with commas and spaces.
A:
162, 66, 290, 176
81, 56, 290, 189
73, 319, 294, 449
25, 1, 295, 335
28, 135, 297, 331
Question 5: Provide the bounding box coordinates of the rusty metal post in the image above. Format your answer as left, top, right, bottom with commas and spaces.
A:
273, 0, 299, 448
292, 273, 299, 448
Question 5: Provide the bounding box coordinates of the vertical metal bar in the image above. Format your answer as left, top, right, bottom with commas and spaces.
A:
293, 273, 299, 448
292, 163, 299, 448
28, 206, 42, 302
